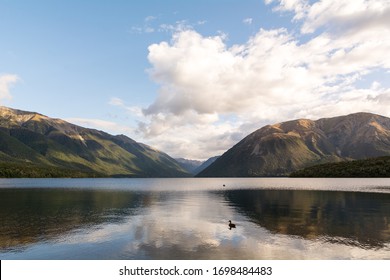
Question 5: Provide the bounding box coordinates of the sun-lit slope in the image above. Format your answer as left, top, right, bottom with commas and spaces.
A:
198, 112, 390, 177
0, 106, 190, 177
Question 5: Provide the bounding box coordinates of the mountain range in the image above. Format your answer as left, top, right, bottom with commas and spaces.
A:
175, 156, 220, 175
0, 106, 189, 177
1, 107, 390, 178
174, 158, 203, 175
197, 112, 390, 177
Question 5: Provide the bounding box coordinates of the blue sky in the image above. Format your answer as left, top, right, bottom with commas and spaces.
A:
1, 0, 390, 160
1, 0, 273, 117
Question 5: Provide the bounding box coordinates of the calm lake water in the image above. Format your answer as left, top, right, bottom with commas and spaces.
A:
0, 178, 389, 260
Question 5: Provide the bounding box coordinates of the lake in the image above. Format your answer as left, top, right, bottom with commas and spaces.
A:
0, 178, 389, 260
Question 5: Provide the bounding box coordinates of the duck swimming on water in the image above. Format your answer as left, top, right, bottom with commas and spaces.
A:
228, 220, 236, 229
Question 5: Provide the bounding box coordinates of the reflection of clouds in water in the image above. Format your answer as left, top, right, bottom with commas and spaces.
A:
2, 178, 389, 260
126, 193, 243, 259
56, 191, 389, 259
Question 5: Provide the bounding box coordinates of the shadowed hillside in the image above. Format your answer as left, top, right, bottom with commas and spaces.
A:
290, 156, 390, 177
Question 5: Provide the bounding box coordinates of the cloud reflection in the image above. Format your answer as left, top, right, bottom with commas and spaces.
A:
1, 182, 389, 259
54, 190, 390, 259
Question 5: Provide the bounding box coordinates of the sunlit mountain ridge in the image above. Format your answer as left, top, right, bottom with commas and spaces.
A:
197, 112, 390, 177
0, 106, 189, 177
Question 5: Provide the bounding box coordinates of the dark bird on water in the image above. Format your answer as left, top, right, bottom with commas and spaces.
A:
228, 220, 236, 229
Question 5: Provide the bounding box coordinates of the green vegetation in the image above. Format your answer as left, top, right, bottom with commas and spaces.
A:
0, 162, 102, 178
290, 156, 390, 177
0, 106, 191, 178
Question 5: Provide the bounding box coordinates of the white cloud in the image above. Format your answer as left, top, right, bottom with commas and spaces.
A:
65, 118, 134, 136
243, 18, 253, 25
132, 17, 207, 35
109, 97, 124, 107
130, 16, 158, 34
127, 0, 390, 160
266, 0, 310, 20
301, 0, 390, 34
266, 0, 390, 34
109, 97, 144, 118
144, 16, 156, 22
136, 110, 240, 159
144, 27, 155, 33
0, 74, 20, 102
158, 20, 194, 33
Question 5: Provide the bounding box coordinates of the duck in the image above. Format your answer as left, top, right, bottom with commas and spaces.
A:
228, 220, 236, 229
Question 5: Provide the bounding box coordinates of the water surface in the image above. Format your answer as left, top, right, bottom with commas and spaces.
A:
0, 178, 389, 259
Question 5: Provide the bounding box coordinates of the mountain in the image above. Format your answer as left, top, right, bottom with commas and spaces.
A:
193, 156, 220, 175
290, 156, 390, 177
175, 156, 220, 175
197, 112, 390, 177
0, 106, 190, 177
174, 158, 203, 175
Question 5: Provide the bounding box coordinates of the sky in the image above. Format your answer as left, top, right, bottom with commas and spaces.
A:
1, 0, 390, 160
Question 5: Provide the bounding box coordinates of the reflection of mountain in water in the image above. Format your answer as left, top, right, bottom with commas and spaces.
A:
2, 185, 390, 259
222, 189, 390, 248
0, 189, 149, 250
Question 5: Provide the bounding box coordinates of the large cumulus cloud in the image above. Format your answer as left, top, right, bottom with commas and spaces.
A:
131, 0, 390, 159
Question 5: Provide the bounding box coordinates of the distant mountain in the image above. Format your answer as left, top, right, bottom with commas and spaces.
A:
290, 156, 390, 177
0, 106, 190, 177
197, 112, 390, 177
175, 158, 203, 175
193, 156, 220, 175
